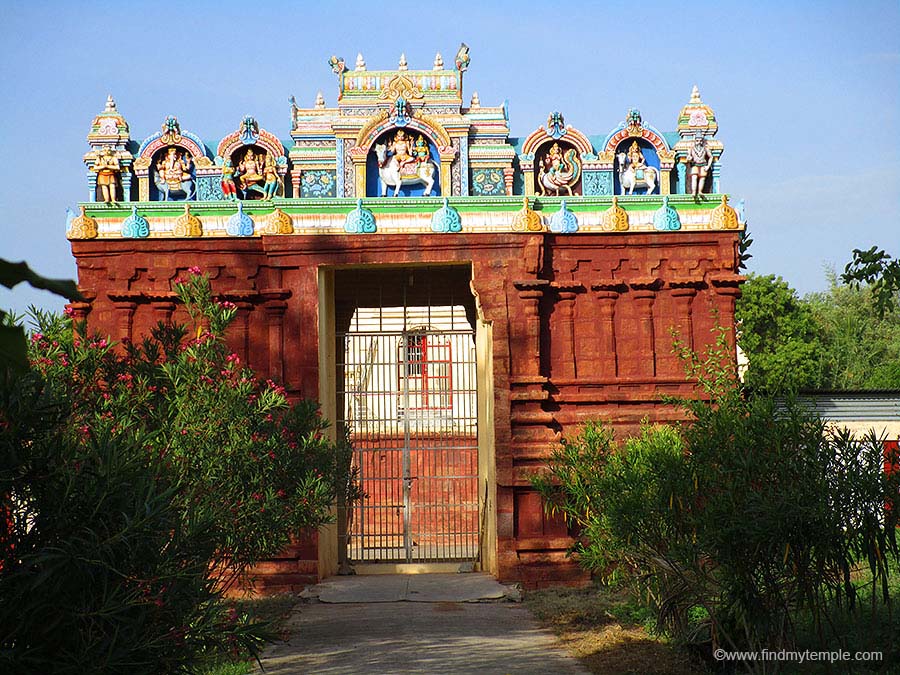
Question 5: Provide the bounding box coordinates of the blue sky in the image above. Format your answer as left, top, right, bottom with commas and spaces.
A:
1, 0, 897, 315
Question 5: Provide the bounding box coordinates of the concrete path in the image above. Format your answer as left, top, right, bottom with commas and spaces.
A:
255, 574, 589, 674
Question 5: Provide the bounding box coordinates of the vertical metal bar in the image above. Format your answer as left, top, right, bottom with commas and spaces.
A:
402, 279, 412, 563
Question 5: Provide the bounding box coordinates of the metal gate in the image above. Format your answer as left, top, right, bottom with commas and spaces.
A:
337, 320, 478, 564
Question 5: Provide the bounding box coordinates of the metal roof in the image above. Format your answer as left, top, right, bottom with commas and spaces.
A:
796, 392, 900, 422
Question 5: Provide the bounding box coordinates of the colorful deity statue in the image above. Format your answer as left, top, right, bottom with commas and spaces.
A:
617, 141, 658, 195
413, 135, 430, 164
92, 147, 121, 203
687, 134, 713, 197
262, 157, 279, 200
627, 141, 647, 179
236, 148, 265, 198
154, 147, 194, 201
390, 130, 418, 175
538, 142, 582, 196
221, 159, 238, 200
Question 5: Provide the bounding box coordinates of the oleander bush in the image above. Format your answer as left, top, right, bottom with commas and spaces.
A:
534, 330, 900, 670
1, 269, 339, 673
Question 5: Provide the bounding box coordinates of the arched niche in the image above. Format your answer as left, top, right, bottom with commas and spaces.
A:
612, 138, 659, 196
134, 118, 209, 201
149, 145, 197, 201
216, 117, 288, 200
365, 128, 441, 198
533, 139, 583, 196
350, 112, 455, 198
519, 114, 593, 196
228, 144, 283, 200
601, 112, 675, 195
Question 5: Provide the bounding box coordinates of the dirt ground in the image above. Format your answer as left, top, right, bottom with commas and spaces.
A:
524, 584, 707, 675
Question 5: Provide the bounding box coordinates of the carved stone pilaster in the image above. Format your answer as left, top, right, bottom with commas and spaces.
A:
709, 273, 746, 345
108, 293, 140, 343
659, 279, 704, 376
550, 282, 584, 379
512, 279, 549, 379
628, 278, 662, 378
590, 281, 626, 379
503, 168, 515, 196
262, 289, 291, 384
668, 279, 704, 354
144, 291, 178, 326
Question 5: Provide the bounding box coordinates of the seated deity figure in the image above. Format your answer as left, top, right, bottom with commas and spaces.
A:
413, 135, 430, 164
154, 147, 193, 200
390, 130, 418, 175
687, 134, 713, 197
627, 141, 647, 178
547, 143, 565, 173
236, 148, 266, 197
92, 147, 120, 203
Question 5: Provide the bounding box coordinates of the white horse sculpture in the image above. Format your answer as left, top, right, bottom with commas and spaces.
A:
616, 152, 658, 195
374, 143, 437, 197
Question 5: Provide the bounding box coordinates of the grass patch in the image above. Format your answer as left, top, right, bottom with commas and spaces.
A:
525, 583, 706, 674
200, 594, 298, 675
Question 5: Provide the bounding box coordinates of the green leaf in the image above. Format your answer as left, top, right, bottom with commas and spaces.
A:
0, 258, 84, 301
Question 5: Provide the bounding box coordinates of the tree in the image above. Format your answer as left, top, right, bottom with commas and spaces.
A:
735, 273, 823, 391
736, 272, 900, 391
533, 332, 900, 668
1, 269, 340, 671
806, 272, 900, 389
843, 247, 900, 317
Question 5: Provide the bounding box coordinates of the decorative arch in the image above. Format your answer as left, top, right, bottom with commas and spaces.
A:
519, 113, 593, 196
362, 126, 443, 197
349, 109, 457, 197
137, 128, 207, 164
133, 118, 209, 201
601, 111, 675, 195
354, 113, 452, 154
602, 121, 674, 165
216, 120, 286, 165
521, 122, 593, 157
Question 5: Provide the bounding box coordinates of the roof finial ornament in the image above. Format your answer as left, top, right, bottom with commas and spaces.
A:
398, 53, 408, 71
315, 91, 325, 108
470, 91, 481, 108
690, 84, 702, 104
105, 94, 117, 112
455, 43, 470, 72
433, 52, 444, 70
355, 53, 366, 71
328, 55, 347, 75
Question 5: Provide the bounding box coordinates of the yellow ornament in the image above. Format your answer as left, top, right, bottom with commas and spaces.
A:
511, 197, 543, 232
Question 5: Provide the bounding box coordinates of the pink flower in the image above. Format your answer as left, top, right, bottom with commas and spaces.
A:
63, 306, 75, 317
251, 492, 263, 501
188, 266, 202, 276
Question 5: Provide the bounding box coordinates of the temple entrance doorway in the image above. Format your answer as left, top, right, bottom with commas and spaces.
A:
334, 266, 480, 568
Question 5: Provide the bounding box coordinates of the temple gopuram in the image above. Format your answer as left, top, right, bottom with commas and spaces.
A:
68, 46, 745, 591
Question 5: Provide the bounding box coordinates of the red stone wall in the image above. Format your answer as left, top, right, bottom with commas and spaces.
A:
71, 231, 743, 590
